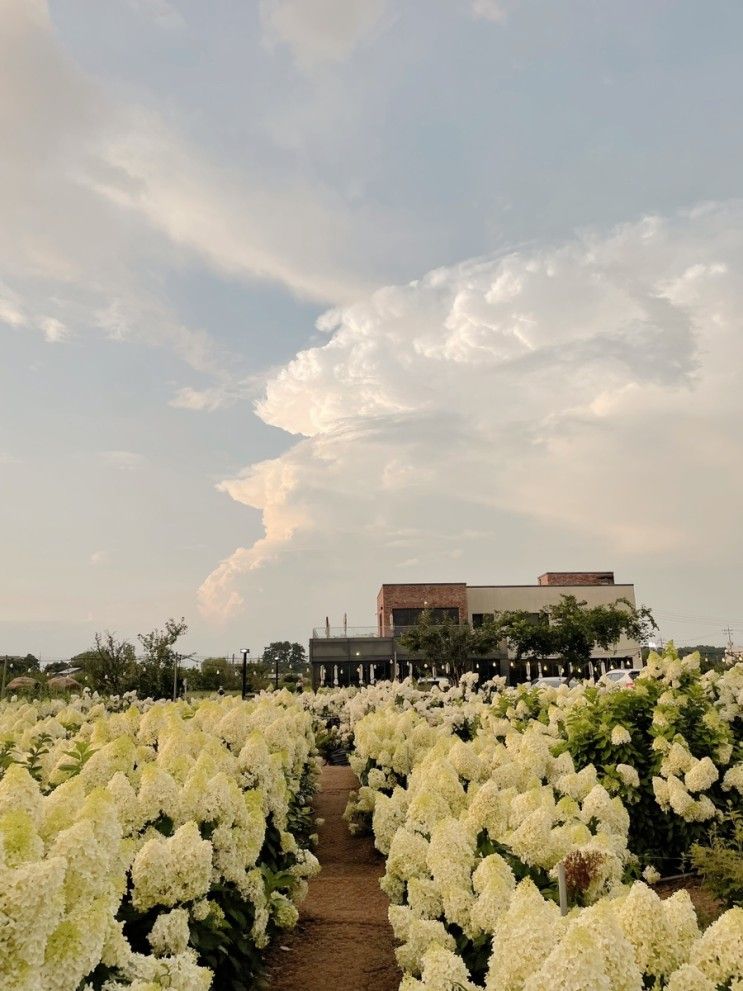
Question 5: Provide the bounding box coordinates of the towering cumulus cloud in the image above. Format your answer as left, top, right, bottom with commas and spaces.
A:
199, 204, 743, 620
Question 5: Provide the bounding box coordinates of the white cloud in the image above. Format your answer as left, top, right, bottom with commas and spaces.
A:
99, 450, 146, 471
260, 0, 390, 69
0, 0, 405, 403
470, 0, 511, 22
199, 203, 743, 620
39, 316, 70, 343
89, 113, 381, 304
0, 285, 26, 328
168, 380, 255, 412
90, 549, 110, 566
126, 0, 185, 29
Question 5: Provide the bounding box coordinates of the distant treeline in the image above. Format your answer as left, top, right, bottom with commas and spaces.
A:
1, 625, 308, 698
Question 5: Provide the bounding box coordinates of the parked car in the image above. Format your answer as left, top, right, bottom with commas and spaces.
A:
416, 676, 451, 690
531, 676, 578, 688
599, 668, 644, 688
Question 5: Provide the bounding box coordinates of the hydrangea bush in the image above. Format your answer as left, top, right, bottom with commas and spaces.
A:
562, 647, 740, 868
0, 691, 320, 991
334, 649, 743, 991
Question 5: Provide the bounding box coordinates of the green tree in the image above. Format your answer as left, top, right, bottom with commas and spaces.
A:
262, 642, 307, 675
137, 617, 193, 699
197, 657, 240, 692
5, 654, 41, 675
490, 595, 656, 674
1, 655, 42, 696
398, 610, 498, 681
84, 633, 137, 695
246, 660, 271, 694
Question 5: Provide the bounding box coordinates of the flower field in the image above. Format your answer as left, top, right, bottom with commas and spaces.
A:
2, 647, 742, 991
0, 692, 319, 991
322, 648, 743, 991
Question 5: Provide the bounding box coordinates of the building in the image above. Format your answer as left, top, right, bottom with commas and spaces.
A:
310, 572, 640, 688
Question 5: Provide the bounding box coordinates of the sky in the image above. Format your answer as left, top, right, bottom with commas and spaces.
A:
2, 0, 743, 659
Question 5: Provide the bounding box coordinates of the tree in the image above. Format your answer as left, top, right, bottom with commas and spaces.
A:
245, 661, 271, 694
489, 595, 656, 674
1, 655, 42, 696
84, 633, 137, 694
4, 654, 41, 675
197, 657, 240, 692
262, 642, 307, 674
137, 618, 193, 699
398, 610, 498, 681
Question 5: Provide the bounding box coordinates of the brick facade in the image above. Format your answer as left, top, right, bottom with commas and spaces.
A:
537, 572, 615, 586
377, 583, 467, 635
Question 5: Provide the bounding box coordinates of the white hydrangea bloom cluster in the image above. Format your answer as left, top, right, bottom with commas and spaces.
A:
0, 692, 319, 991
703, 660, 743, 725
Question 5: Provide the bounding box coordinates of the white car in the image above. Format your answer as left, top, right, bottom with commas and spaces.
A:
531, 676, 577, 688
599, 668, 644, 688
416, 676, 450, 690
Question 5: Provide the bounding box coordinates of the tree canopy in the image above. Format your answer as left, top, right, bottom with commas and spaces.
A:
84, 633, 137, 695
488, 595, 656, 671
137, 617, 193, 699
398, 611, 498, 680
262, 641, 307, 673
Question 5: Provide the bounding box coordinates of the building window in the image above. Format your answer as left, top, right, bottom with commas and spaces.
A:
391, 607, 459, 628
528, 611, 550, 627
472, 611, 546, 628
472, 613, 494, 628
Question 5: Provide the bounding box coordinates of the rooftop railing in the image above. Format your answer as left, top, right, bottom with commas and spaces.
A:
310, 625, 442, 639
312, 626, 381, 639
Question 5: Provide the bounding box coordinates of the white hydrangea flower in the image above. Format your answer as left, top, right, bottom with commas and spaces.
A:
407, 876, 444, 920
642, 865, 661, 884
662, 889, 700, 962
663, 742, 696, 777
132, 821, 216, 910
524, 920, 614, 991
722, 763, 743, 794
684, 757, 718, 793
396, 918, 456, 976
616, 882, 690, 981
419, 943, 477, 991
427, 818, 476, 931
616, 764, 640, 788
716, 742, 733, 765
0, 764, 43, 826
666, 963, 717, 991
485, 880, 563, 991
688, 908, 743, 987
148, 907, 190, 956
611, 725, 632, 746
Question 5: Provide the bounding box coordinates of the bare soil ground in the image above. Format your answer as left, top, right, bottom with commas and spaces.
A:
265, 765, 401, 991
655, 876, 725, 929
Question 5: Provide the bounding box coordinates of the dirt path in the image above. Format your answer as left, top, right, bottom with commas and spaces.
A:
265, 764, 400, 991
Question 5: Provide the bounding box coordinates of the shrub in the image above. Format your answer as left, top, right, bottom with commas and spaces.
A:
691, 809, 743, 909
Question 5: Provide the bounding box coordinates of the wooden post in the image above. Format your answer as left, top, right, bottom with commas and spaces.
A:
557, 861, 568, 916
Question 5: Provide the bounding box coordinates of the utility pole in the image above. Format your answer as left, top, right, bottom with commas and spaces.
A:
274, 649, 280, 691
724, 626, 735, 649
172, 652, 179, 701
